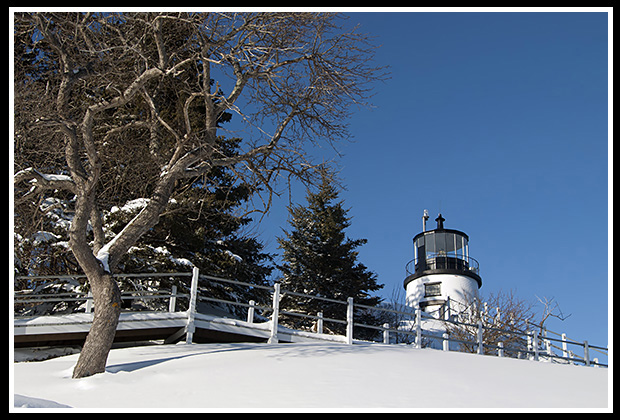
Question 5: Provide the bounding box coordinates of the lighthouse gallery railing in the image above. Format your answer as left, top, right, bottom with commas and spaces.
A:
405, 255, 480, 276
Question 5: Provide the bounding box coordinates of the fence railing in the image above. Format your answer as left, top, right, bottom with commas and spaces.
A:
14, 271, 193, 315
13, 268, 607, 368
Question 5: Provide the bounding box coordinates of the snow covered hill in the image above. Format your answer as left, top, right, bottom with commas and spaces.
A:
12, 342, 609, 410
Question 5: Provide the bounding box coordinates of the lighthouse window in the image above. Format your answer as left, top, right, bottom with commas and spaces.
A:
424, 282, 442, 297
425, 234, 435, 254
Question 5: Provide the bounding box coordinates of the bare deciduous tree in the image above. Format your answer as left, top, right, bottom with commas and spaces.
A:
13, 12, 386, 378
445, 290, 537, 356
535, 295, 571, 333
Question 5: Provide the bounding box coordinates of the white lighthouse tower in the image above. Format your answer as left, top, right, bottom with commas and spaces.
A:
404, 212, 482, 318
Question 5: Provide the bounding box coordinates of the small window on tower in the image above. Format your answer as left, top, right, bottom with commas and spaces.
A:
424, 282, 442, 297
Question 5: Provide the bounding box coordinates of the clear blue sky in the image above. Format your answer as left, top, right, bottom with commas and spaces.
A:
249, 10, 610, 361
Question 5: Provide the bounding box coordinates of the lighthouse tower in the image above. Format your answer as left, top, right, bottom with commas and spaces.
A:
404, 211, 482, 318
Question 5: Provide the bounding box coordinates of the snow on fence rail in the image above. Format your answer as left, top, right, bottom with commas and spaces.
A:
13, 268, 607, 367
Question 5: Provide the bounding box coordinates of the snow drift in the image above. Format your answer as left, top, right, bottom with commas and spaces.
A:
12, 342, 608, 410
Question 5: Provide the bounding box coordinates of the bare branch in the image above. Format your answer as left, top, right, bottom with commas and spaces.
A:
14, 167, 76, 205
536, 295, 572, 331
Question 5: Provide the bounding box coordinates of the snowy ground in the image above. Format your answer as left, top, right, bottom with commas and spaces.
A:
12, 342, 610, 411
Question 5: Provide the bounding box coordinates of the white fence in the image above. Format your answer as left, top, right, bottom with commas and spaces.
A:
13, 268, 608, 367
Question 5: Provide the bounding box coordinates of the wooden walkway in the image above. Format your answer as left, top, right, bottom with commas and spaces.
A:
13, 310, 348, 347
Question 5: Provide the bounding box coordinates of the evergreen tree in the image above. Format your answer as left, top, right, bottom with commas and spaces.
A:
14, 137, 274, 318
14, 50, 274, 317
108, 158, 275, 318
277, 175, 383, 338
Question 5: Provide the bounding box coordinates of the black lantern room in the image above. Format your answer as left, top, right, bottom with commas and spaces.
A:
404, 213, 482, 289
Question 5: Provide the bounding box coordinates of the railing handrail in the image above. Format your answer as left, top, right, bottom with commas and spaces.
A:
405, 255, 480, 276
13, 270, 607, 367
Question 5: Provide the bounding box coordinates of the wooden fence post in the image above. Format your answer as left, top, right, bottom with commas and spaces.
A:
346, 297, 354, 345
168, 285, 177, 312
543, 328, 552, 356
533, 331, 539, 361
185, 266, 199, 344
268, 283, 280, 344
477, 320, 483, 354
415, 308, 422, 349
247, 300, 255, 323
561, 333, 569, 359
383, 323, 390, 344
317, 312, 323, 334
498, 342, 504, 358
583, 340, 590, 366
443, 332, 449, 351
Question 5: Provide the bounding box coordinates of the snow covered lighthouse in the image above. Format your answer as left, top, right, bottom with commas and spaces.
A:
404, 211, 482, 318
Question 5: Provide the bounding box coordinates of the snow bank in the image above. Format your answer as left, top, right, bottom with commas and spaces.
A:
12, 342, 609, 410
14, 394, 72, 408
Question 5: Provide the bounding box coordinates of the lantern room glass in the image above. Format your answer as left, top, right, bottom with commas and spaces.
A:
414, 231, 470, 270
415, 231, 468, 259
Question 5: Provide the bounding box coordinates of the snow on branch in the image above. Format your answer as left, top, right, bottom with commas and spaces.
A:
14, 168, 76, 205
14, 167, 75, 191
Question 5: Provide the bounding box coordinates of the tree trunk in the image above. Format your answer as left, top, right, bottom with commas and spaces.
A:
72, 272, 122, 378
